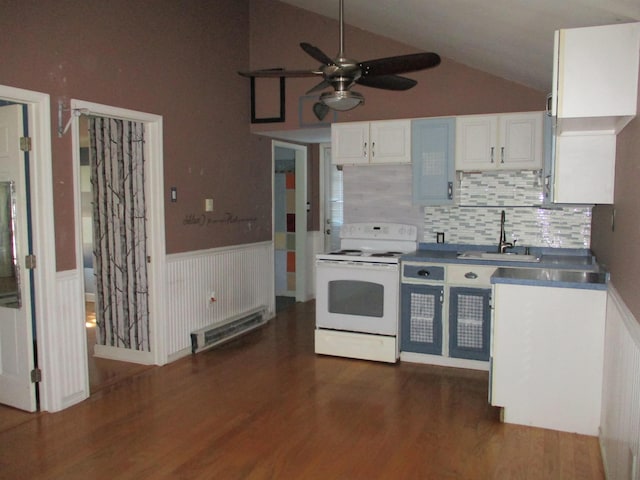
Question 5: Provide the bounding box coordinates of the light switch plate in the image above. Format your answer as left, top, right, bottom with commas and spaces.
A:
205, 198, 214, 212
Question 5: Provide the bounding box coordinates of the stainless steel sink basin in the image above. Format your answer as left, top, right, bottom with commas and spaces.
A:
457, 251, 541, 262
495, 268, 607, 285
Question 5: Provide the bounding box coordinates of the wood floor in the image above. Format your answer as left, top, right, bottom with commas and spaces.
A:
0, 300, 604, 479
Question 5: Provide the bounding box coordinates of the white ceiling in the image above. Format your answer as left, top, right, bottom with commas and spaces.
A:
279, 0, 640, 93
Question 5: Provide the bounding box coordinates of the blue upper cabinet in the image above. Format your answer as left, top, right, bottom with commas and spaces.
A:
411, 118, 456, 205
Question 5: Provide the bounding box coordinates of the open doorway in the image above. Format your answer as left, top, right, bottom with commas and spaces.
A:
272, 141, 307, 311
76, 115, 153, 392
70, 100, 167, 399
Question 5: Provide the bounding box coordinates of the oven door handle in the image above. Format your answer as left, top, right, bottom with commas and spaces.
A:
316, 260, 398, 270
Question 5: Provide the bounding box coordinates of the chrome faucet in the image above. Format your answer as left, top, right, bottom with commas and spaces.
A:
498, 210, 514, 253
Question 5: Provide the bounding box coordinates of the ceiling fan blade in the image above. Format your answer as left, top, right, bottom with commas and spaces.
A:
300, 42, 335, 66
359, 52, 441, 77
356, 75, 417, 91
306, 80, 332, 94
238, 68, 320, 78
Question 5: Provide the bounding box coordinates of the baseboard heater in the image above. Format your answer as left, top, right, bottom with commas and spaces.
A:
190, 306, 268, 354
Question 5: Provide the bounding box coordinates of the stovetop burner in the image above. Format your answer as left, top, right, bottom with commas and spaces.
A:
370, 251, 403, 257
317, 223, 418, 264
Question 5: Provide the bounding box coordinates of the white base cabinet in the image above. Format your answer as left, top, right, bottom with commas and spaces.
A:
491, 283, 607, 435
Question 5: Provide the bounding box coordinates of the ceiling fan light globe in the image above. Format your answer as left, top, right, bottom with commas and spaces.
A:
320, 90, 364, 111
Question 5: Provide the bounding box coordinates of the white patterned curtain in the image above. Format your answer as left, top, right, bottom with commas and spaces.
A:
89, 117, 150, 351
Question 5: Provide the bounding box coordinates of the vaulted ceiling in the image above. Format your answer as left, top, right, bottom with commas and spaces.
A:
279, 0, 640, 93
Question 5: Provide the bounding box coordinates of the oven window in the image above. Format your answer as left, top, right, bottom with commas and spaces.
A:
328, 280, 384, 317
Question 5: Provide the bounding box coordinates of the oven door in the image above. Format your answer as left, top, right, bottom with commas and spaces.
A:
316, 260, 399, 336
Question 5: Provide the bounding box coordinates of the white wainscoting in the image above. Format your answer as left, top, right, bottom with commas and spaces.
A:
165, 241, 275, 360
50, 270, 89, 411
600, 285, 640, 480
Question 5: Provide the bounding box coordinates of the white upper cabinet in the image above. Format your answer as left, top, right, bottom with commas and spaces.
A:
332, 119, 411, 165
553, 133, 616, 204
455, 112, 543, 171
553, 22, 640, 134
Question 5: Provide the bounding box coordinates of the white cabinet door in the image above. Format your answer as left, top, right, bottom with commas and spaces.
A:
369, 120, 411, 164
498, 112, 543, 170
553, 22, 640, 133
456, 112, 542, 171
331, 120, 411, 165
553, 133, 616, 204
331, 122, 370, 165
455, 115, 497, 170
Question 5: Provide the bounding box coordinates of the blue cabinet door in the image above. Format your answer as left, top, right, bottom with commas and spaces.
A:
412, 118, 456, 205
449, 287, 491, 361
400, 283, 443, 355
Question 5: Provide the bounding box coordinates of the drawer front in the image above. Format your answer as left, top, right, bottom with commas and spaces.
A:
403, 264, 445, 282
447, 264, 496, 286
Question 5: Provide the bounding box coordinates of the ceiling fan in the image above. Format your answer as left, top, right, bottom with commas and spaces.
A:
238, 0, 441, 111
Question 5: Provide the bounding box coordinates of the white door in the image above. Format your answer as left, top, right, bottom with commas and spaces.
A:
0, 105, 36, 412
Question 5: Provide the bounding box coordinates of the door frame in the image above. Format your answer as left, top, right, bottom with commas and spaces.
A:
318, 142, 332, 252
271, 140, 307, 302
0, 85, 57, 411
71, 99, 167, 367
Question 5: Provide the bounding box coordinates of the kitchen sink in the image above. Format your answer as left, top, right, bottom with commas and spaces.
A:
457, 251, 541, 262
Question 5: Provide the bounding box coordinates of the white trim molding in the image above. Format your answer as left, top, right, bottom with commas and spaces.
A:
71, 99, 167, 368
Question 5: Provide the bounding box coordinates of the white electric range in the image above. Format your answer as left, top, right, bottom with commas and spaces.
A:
315, 223, 418, 363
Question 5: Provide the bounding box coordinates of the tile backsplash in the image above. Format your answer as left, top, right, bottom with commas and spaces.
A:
424, 205, 591, 248
344, 167, 592, 249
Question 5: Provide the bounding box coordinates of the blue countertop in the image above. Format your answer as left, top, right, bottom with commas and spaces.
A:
401, 243, 608, 290
401, 243, 598, 271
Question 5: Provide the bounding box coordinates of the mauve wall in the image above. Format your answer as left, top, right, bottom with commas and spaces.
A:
592, 81, 640, 321
0, 0, 272, 271
249, 0, 546, 133
1, 0, 548, 273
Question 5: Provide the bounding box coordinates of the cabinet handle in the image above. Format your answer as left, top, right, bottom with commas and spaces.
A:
500, 146, 505, 164
372, 142, 375, 157
464, 272, 478, 279
448, 182, 453, 200
363, 142, 367, 158
544, 175, 551, 198
418, 269, 431, 277
490, 147, 495, 163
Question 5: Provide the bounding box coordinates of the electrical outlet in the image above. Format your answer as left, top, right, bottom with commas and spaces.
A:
205, 198, 213, 212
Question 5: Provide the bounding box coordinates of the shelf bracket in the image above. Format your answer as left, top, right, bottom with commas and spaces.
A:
57, 100, 89, 138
